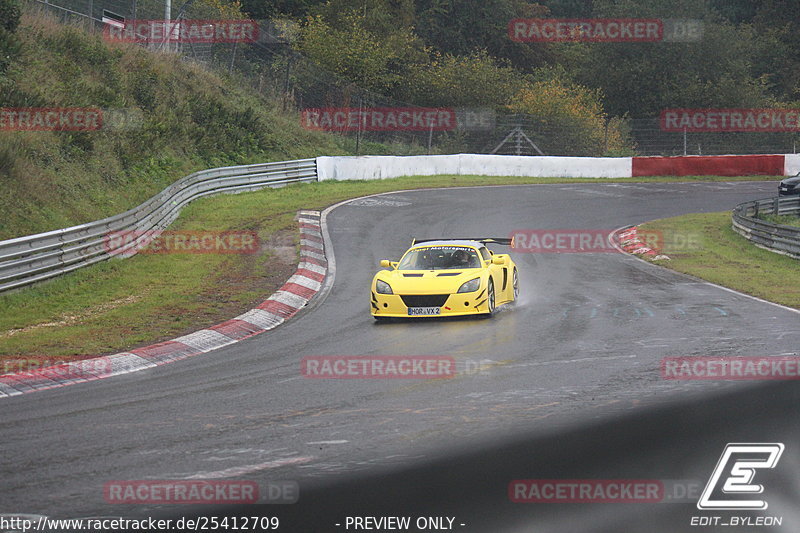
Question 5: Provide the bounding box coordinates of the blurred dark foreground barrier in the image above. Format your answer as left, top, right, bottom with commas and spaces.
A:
159, 381, 800, 532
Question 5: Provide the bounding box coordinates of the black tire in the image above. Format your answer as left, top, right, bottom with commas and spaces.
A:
512, 268, 519, 300
485, 279, 496, 317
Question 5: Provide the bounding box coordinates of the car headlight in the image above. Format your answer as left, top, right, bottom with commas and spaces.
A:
375, 280, 393, 294
457, 278, 481, 293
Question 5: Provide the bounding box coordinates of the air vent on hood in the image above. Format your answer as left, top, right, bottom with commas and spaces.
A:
436, 272, 461, 276
401, 294, 449, 307
402, 273, 424, 277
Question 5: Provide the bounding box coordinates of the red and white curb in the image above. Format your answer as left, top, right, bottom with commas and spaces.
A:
0, 210, 327, 399
612, 226, 670, 261
612, 223, 800, 317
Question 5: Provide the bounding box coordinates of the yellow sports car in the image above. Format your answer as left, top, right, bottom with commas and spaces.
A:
370, 238, 518, 320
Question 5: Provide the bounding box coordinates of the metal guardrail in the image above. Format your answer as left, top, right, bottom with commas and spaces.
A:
732, 196, 800, 258
0, 159, 317, 293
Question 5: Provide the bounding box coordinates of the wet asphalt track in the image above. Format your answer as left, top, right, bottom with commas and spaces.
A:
1, 181, 798, 526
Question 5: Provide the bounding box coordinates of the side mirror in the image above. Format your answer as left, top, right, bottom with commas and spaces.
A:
380, 260, 391, 268
492, 256, 506, 265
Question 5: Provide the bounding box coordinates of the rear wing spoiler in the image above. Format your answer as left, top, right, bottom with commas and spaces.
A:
412, 237, 514, 246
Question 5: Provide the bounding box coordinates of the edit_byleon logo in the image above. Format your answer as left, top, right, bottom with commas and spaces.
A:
697, 443, 784, 510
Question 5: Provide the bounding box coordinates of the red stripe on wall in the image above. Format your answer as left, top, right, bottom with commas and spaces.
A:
632, 154, 785, 177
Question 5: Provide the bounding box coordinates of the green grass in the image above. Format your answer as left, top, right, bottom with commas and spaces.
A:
638, 212, 800, 309
0, 174, 788, 362
0, 12, 350, 240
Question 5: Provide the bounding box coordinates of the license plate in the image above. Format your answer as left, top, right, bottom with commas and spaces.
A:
408, 306, 441, 316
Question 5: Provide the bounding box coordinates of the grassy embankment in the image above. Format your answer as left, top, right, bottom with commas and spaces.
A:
638, 213, 799, 310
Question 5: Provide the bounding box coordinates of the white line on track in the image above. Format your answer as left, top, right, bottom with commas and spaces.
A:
167, 457, 315, 479
507, 354, 637, 368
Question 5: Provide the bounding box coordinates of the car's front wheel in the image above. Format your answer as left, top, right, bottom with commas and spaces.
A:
512, 268, 519, 300
485, 279, 496, 317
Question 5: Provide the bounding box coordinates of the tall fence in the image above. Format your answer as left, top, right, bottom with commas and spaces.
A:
18, 0, 800, 158
732, 196, 800, 258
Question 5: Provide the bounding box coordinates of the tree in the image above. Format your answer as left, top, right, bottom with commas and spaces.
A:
239, 0, 326, 20
710, 0, 759, 24
414, 0, 555, 71
562, 21, 772, 117
506, 76, 632, 155
296, 12, 424, 95
0, 0, 20, 72
133, 0, 246, 19
395, 50, 524, 107
751, 0, 800, 102
310, 0, 416, 34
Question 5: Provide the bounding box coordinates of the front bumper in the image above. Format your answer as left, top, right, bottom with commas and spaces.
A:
371, 291, 489, 318
778, 185, 798, 196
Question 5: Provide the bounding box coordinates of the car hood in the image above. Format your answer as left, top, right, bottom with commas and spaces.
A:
780, 176, 800, 186
375, 269, 482, 294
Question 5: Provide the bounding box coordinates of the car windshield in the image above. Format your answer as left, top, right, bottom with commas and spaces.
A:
397, 246, 481, 270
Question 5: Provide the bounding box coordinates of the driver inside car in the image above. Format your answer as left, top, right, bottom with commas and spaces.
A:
450, 249, 472, 268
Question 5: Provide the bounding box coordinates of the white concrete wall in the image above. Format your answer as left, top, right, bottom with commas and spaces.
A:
784, 154, 800, 176
316, 154, 633, 180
